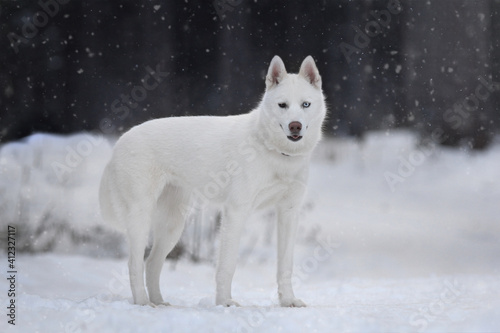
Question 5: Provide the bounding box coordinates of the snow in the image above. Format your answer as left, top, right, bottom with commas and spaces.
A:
1, 130, 500, 332
1, 256, 499, 332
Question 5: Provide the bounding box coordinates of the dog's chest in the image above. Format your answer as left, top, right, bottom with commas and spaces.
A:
250, 164, 305, 210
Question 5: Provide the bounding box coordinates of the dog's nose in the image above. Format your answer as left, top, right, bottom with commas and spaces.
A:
288, 121, 302, 133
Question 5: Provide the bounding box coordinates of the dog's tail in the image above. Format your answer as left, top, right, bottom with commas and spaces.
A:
98, 163, 126, 232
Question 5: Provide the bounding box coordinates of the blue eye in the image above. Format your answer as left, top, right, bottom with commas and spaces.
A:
302, 102, 311, 108
278, 103, 287, 109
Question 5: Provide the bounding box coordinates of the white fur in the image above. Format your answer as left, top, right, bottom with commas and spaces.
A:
99, 55, 327, 307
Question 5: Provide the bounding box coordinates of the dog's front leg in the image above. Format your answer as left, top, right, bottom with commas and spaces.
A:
276, 207, 306, 307
215, 206, 248, 306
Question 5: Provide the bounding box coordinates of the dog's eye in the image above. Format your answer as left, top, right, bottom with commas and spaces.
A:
278, 103, 288, 109
302, 102, 311, 108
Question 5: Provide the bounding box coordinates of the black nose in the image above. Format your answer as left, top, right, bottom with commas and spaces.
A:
288, 121, 302, 133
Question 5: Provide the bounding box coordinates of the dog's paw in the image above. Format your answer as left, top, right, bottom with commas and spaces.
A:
150, 296, 171, 307
153, 301, 171, 307
135, 301, 157, 307
280, 298, 307, 308
216, 298, 241, 307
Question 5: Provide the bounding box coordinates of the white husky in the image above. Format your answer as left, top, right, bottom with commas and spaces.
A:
99, 55, 326, 307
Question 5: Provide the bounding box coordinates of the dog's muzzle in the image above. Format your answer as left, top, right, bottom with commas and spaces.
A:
287, 121, 303, 142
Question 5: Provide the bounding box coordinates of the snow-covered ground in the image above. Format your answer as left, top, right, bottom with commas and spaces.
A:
1, 130, 500, 332
2, 255, 500, 332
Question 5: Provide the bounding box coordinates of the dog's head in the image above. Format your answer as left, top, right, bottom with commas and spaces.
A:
259, 55, 327, 156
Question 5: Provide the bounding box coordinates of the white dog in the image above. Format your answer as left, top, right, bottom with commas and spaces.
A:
99, 55, 326, 307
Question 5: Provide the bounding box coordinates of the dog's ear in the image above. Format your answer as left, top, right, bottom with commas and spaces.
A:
266, 55, 287, 90
299, 56, 322, 89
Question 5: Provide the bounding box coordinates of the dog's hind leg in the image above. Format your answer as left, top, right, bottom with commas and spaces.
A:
146, 186, 188, 305
126, 211, 151, 306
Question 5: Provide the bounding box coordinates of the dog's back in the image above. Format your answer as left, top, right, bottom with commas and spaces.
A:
99, 113, 255, 230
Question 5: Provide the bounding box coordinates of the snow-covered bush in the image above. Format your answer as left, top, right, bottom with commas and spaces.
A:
0, 133, 126, 257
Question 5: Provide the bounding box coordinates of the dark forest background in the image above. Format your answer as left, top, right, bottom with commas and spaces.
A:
1, 0, 499, 149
